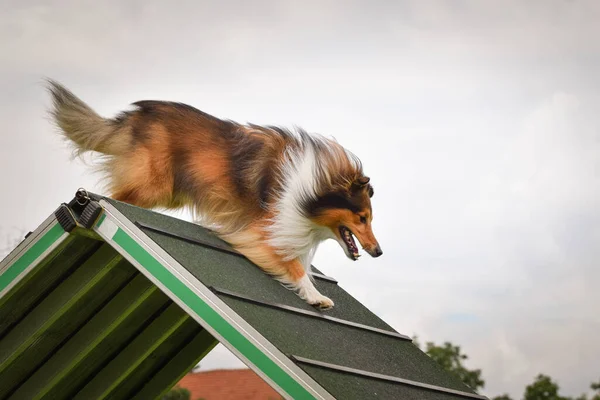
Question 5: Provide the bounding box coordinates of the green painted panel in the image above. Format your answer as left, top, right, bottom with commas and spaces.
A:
108, 318, 202, 399
74, 303, 189, 400
11, 273, 154, 400
0, 250, 134, 398
0, 237, 100, 338
41, 288, 171, 399
132, 329, 218, 400
0, 244, 121, 369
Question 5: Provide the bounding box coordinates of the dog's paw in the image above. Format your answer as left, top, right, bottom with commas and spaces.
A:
310, 295, 334, 310
293, 275, 335, 310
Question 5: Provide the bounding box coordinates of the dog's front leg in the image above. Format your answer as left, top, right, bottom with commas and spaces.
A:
281, 259, 334, 310
223, 229, 334, 309
245, 252, 334, 310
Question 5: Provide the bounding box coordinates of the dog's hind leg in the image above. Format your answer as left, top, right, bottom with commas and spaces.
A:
106, 144, 178, 209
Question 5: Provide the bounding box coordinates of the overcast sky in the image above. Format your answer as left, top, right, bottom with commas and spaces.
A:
1, 0, 599, 398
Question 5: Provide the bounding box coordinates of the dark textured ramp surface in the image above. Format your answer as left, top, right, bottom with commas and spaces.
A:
299, 365, 468, 400
108, 199, 397, 331
107, 198, 482, 400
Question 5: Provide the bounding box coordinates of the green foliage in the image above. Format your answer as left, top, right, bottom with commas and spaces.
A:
413, 336, 599, 400
492, 394, 514, 400
161, 386, 191, 400
523, 374, 569, 400
579, 380, 600, 400
576, 378, 600, 400
491, 375, 600, 400
413, 336, 485, 391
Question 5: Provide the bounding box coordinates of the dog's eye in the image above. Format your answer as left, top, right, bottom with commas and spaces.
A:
360, 216, 367, 224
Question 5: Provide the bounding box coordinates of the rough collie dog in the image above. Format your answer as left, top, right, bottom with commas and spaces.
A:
46, 80, 382, 310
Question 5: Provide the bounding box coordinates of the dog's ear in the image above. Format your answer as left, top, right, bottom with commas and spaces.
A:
351, 176, 372, 196
351, 176, 369, 189
357, 176, 370, 186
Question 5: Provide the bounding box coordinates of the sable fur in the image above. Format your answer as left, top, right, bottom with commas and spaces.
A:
46, 79, 382, 309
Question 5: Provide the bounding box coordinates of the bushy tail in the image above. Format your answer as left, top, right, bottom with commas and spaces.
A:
46, 79, 129, 156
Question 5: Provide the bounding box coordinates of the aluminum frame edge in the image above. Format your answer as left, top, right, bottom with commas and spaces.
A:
0, 214, 69, 300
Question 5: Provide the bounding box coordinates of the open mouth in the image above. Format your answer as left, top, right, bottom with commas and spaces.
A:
339, 226, 360, 260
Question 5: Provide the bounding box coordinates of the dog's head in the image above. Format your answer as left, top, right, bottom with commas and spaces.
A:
308, 175, 382, 260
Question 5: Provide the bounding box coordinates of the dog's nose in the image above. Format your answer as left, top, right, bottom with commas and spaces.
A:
369, 245, 383, 257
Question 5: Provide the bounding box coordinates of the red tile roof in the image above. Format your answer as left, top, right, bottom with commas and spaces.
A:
176, 369, 282, 400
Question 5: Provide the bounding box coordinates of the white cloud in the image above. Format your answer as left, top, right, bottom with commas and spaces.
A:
1, 1, 599, 398
423, 91, 600, 397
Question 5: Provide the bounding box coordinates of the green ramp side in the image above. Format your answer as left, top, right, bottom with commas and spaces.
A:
0, 189, 489, 400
